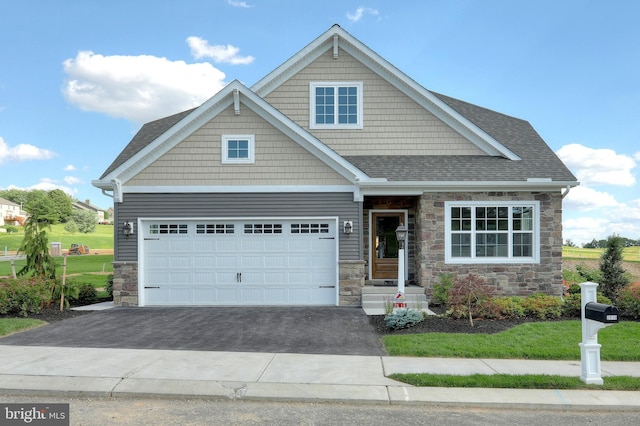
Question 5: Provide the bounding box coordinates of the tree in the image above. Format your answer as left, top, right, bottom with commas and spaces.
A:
48, 189, 73, 223
22, 190, 58, 224
69, 209, 97, 234
17, 209, 56, 279
599, 234, 629, 301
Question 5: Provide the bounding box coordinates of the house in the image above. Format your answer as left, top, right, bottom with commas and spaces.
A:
0, 197, 26, 228
93, 25, 578, 308
72, 199, 107, 223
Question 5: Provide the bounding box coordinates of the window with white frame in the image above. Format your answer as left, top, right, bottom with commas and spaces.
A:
310, 82, 363, 129
221, 135, 254, 164
445, 201, 539, 264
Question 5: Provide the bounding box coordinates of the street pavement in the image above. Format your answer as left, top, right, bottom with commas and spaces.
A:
0, 303, 639, 409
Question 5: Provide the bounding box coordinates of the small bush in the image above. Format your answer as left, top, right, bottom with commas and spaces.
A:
0, 277, 50, 316
385, 309, 424, 330
2, 225, 19, 233
431, 273, 454, 306
446, 274, 493, 326
561, 293, 613, 318
105, 274, 114, 298
617, 285, 640, 319
478, 296, 526, 320
69, 283, 97, 306
521, 293, 563, 319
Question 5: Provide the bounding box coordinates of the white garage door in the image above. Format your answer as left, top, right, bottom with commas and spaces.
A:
139, 218, 338, 306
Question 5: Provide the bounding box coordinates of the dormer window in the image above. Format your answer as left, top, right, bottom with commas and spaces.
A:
310, 82, 363, 129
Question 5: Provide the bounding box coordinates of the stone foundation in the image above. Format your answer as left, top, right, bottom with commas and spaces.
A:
339, 260, 366, 306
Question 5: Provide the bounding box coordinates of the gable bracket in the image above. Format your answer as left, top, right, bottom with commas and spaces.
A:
233, 88, 240, 115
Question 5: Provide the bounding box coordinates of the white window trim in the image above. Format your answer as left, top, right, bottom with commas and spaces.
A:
221, 134, 255, 164
309, 82, 363, 129
444, 201, 540, 264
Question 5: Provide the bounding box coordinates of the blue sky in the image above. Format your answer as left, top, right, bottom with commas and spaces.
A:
1, 0, 638, 245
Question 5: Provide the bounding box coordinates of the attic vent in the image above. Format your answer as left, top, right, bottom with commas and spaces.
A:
333, 34, 339, 59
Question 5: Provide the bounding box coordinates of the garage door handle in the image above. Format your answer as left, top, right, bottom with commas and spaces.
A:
237, 272, 242, 283
144, 286, 160, 289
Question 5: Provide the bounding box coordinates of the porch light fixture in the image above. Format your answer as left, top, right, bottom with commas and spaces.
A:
123, 221, 134, 237
394, 223, 408, 310
343, 220, 353, 235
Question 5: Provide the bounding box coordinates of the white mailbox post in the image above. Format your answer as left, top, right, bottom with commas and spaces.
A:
579, 282, 619, 385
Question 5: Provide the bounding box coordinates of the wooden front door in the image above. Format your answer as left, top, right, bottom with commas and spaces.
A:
371, 212, 404, 279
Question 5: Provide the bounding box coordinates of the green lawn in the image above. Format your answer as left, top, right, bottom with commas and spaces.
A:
0, 318, 46, 336
0, 224, 114, 253
0, 254, 114, 276
563, 246, 640, 262
383, 321, 640, 361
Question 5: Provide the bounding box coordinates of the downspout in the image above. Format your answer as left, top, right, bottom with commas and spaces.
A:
561, 185, 571, 199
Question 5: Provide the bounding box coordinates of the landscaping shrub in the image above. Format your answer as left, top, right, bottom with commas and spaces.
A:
521, 293, 563, 319
446, 274, 493, 326
478, 296, 526, 320
599, 235, 629, 301
385, 309, 424, 330
617, 285, 640, 319
105, 274, 114, 298
2, 225, 19, 233
0, 277, 50, 316
431, 273, 453, 306
561, 293, 613, 318
69, 283, 98, 306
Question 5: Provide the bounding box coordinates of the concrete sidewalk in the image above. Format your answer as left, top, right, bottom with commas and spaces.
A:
0, 345, 639, 410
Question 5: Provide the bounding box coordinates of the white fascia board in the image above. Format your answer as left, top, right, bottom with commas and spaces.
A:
358, 180, 580, 195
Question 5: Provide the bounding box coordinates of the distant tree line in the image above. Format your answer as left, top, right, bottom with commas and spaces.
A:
565, 236, 640, 249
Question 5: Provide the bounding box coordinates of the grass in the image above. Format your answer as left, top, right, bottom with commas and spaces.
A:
0, 223, 114, 253
0, 318, 46, 336
383, 321, 640, 361
389, 373, 640, 391
563, 246, 640, 262
0, 254, 114, 277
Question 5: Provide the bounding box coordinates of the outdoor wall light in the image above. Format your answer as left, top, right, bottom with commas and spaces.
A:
123, 221, 134, 237
343, 220, 353, 235
395, 224, 407, 249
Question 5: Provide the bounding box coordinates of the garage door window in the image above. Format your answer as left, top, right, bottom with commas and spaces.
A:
244, 223, 283, 234
196, 224, 235, 234
149, 224, 188, 234
291, 223, 329, 234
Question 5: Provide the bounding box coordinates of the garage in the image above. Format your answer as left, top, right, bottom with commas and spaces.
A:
139, 218, 338, 306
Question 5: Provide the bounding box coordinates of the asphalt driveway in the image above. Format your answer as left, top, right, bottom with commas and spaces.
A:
0, 307, 385, 356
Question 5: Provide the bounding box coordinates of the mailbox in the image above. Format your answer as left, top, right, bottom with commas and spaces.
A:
584, 302, 619, 324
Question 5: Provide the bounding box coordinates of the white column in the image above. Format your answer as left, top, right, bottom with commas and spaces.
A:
579, 282, 604, 385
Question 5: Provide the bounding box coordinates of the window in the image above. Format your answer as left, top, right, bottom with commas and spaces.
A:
445, 201, 539, 263
310, 82, 363, 129
291, 223, 329, 234
244, 224, 282, 234
222, 135, 254, 164
196, 224, 234, 234
149, 224, 189, 235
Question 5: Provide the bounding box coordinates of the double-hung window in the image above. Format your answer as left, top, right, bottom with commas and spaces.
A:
445, 201, 539, 264
310, 82, 363, 129
221, 135, 254, 164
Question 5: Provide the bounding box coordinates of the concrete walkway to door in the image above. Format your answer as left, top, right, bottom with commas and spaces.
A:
0, 306, 385, 356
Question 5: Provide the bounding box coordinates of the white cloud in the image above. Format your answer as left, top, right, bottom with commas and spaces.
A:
62, 51, 227, 124
63, 176, 83, 185
556, 143, 636, 186
64, 164, 76, 171
186, 37, 254, 65
562, 185, 619, 211
227, 0, 252, 8
347, 7, 379, 23
0, 137, 57, 164
6, 181, 76, 197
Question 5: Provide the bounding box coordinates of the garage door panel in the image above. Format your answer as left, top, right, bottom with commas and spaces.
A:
141, 219, 337, 306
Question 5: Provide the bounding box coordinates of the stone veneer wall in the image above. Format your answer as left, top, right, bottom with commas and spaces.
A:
111, 260, 365, 307
112, 261, 139, 307
416, 191, 563, 297
339, 260, 366, 305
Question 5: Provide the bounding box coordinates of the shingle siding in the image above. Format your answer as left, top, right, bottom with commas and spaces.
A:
126, 105, 350, 186
265, 49, 484, 156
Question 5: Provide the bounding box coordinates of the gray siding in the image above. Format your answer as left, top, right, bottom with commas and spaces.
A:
114, 192, 361, 262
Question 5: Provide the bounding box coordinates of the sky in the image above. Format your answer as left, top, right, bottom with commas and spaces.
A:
1, 0, 639, 246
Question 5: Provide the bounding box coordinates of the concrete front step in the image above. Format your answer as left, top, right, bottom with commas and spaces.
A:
361, 285, 432, 316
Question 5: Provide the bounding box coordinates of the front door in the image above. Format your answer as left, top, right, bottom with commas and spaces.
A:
371, 212, 404, 279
